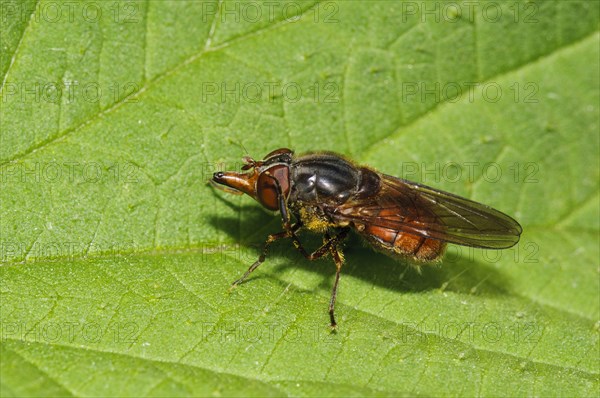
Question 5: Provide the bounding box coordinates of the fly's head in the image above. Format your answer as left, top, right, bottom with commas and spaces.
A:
212, 148, 293, 211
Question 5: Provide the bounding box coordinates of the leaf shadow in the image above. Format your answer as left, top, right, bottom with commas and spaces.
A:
209, 208, 513, 298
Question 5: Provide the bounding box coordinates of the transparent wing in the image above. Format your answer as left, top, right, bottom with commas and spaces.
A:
332, 174, 522, 249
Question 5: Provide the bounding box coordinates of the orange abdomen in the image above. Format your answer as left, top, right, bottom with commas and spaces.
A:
362, 225, 446, 261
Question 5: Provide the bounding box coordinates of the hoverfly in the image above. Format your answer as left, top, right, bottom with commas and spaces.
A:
212, 148, 522, 328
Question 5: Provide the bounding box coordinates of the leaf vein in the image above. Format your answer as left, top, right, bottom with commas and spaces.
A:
358, 30, 600, 162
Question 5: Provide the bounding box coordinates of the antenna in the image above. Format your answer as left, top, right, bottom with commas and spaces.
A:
227, 138, 250, 157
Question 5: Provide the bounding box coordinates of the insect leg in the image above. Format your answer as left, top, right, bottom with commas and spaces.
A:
292, 228, 349, 261
289, 227, 349, 328
230, 172, 303, 289
264, 171, 292, 231
265, 171, 335, 258
327, 234, 346, 329
230, 230, 290, 288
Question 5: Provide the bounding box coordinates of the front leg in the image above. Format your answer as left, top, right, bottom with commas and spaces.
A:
263, 171, 293, 231
230, 229, 291, 288
231, 172, 297, 288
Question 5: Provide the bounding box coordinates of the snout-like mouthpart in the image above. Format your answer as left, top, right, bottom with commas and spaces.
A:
212, 170, 259, 199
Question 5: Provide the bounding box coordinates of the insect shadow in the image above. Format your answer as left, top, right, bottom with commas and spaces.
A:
208, 205, 512, 298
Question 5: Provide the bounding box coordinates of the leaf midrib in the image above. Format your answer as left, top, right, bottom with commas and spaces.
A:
4, 338, 402, 396
3, 311, 598, 386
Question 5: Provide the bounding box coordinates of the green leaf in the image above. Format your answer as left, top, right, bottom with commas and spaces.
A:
1, 1, 598, 396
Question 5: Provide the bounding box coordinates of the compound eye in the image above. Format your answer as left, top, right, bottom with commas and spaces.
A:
256, 165, 290, 211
